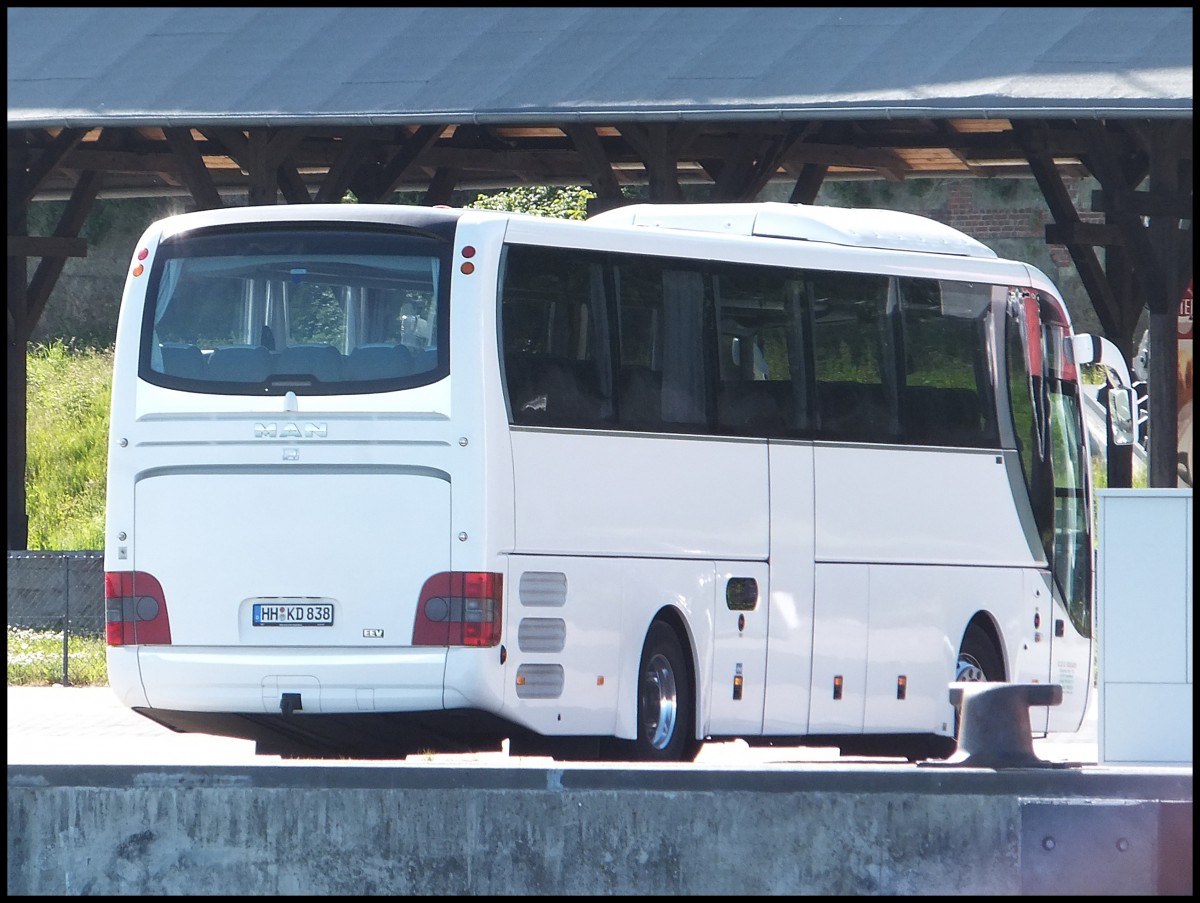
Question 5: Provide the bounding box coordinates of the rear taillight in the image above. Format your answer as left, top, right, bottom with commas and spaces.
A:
105, 571, 172, 646
413, 571, 503, 647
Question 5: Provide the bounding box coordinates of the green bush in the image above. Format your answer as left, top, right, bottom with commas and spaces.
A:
26, 341, 113, 550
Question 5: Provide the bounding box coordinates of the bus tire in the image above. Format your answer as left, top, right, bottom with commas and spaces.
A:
953, 622, 1004, 741
955, 623, 1003, 683
632, 621, 700, 763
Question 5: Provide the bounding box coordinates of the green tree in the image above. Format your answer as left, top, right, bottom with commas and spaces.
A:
467, 185, 596, 220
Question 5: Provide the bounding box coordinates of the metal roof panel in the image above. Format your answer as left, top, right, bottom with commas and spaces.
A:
7, 7, 1192, 128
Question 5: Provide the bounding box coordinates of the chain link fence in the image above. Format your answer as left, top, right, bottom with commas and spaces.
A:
7, 551, 105, 685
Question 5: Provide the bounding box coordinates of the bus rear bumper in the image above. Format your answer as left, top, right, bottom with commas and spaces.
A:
133, 645, 451, 714
131, 705, 514, 758
107, 646, 150, 708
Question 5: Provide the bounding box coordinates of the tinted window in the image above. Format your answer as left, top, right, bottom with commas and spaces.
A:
811, 271, 893, 441
615, 256, 710, 429
500, 245, 613, 426
713, 261, 811, 436
898, 278, 999, 448
140, 225, 449, 395
501, 245, 1005, 450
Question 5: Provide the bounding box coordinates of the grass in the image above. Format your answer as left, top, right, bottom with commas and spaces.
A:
7, 627, 108, 687
13, 344, 113, 685
26, 341, 113, 551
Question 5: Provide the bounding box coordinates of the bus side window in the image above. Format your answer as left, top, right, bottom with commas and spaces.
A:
619, 365, 662, 425
500, 246, 613, 427
898, 278, 999, 448
616, 282, 662, 430
711, 264, 810, 438
811, 271, 892, 442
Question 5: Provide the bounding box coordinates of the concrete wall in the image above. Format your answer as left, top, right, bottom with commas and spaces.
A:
7, 764, 1191, 895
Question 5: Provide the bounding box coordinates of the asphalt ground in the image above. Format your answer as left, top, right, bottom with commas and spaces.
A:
7, 684, 1100, 769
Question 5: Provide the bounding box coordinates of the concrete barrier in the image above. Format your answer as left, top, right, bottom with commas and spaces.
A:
7, 764, 1191, 895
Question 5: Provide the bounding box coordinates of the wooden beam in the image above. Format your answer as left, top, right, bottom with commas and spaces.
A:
785, 124, 838, 204
265, 129, 312, 204
788, 164, 828, 205
1144, 120, 1188, 488
244, 130, 276, 205
617, 123, 687, 202
163, 127, 224, 210
276, 162, 312, 204
26, 169, 102, 332
7, 236, 87, 258
13, 128, 87, 207
1044, 222, 1124, 247
1079, 121, 1173, 309
1015, 120, 1124, 340
203, 127, 309, 205
781, 142, 909, 181
314, 133, 370, 203
61, 149, 184, 174
563, 125, 622, 200
1092, 189, 1192, 219
374, 125, 447, 201
422, 167, 460, 206
708, 128, 803, 202
739, 125, 821, 201
7, 171, 30, 546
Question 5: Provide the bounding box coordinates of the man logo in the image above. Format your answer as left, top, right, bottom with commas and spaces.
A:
254, 422, 328, 438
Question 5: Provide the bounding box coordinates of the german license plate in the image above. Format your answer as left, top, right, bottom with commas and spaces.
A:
252, 602, 334, 627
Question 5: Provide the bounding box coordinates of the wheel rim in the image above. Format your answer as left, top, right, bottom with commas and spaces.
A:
955, 653, 985, 682
640, 652, 678, 750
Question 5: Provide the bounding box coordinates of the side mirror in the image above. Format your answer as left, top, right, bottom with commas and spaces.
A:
1073, 333, 1133, 387
1106, 385, 1136, 446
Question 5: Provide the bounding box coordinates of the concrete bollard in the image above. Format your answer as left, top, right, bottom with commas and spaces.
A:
945, 682, 1064, 769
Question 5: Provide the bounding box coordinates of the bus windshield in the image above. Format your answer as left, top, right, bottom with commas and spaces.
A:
1045, 320, 1091, 638
139, 225, 449, 394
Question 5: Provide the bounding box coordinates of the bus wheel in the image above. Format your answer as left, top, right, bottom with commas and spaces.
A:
955, 623, 1003, 683
953, 623, 1004, 741
633, 621, 699, 762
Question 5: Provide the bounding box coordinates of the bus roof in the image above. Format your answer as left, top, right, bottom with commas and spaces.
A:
588, 202, 997, 259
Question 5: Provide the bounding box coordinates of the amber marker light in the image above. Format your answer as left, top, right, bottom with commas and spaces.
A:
460, 261, 475, 274
133, 265, 144, 277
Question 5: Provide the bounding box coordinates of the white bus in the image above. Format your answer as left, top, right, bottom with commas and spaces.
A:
105, 200, 1126, 762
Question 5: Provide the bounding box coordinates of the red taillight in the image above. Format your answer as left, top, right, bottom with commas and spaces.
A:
105, 571, 172, 646
413, 571, 503, 647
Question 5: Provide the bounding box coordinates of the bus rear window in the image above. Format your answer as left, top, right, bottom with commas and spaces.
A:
139, 225, 449, 394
